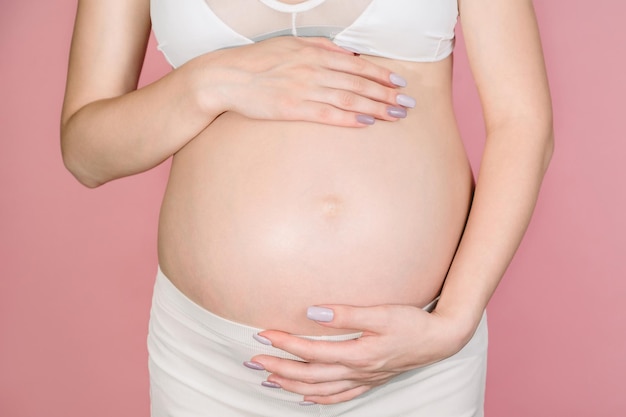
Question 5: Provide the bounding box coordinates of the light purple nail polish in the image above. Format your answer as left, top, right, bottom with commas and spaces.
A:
356, 114, 375, 125
299, 401, 317, 406
397, 94, 416, 108
307, 306, 334, 322
390, 73, 407, 87
253, 333, 272, 346
387, 106, 407, 118
261, 381, 282, 389
243, 361, 265, 371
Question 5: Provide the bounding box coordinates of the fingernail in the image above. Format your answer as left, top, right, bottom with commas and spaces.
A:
387, 106, 407, 118
307, 306, 334, 322
261, 381, 282, 389
243, 361, 265, 371
390, 73, 407, 87
253, 333, 272, 346
299, 401, 317, 406
396, 94, 417, 108
356, 114, 375, 125
396, 94, 416, 108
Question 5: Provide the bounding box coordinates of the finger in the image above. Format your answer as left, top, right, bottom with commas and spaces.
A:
305, 385, 373, 405
292, 39, 403, 88
255, 355, 394, 392
319, 71, 405, 107
254, 356, 350, 384
293, 101, 378, 127
251, 338, 363, 371
267, 374, 358, 397
307, 70, 410, 121
310, 87, 407, 122
306, 304, 394, 333
298, 68, 410, 123
320, 52, 402, 88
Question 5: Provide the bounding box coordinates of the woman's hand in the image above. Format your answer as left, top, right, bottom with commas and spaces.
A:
187, 37, 415, 127
246, 304, 473, 405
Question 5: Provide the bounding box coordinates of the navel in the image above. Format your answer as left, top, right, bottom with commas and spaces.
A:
319, 195, 343, 218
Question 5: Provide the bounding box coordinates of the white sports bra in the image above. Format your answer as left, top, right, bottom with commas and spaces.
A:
150, 0, 459, 68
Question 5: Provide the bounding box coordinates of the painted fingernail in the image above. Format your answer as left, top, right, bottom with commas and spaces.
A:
307, 306, 334, 322
396, 94, 416, 108
299, 401, 317, 406
390, 73, 407, 87
253, 333, 272, 346
356, 114, 375, 125
387, 106, 407, 118
243, 361, 265, 371
261, 380, 282, 389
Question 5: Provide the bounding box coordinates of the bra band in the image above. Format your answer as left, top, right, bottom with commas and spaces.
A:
151, 0, 459, 67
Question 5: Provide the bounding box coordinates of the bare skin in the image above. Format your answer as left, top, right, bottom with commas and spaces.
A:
62, 0, 553, 407
158, 55, 472, 335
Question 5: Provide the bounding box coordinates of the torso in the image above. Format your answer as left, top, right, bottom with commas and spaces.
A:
157, 55, 473, 335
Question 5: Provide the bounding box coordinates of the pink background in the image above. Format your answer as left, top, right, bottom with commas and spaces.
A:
1, 1, 624, 416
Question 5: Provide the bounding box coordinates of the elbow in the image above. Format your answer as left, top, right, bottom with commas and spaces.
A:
60, 134, 106, 189
514, 113, 556, 172
60, 112, 110, 188
525, 122, 554, 177
68, 170, 106, 189
61, 151, 105, 189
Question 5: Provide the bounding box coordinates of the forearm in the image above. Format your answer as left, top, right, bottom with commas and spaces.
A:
435, 124, 554, 341
61, 62, 220, 188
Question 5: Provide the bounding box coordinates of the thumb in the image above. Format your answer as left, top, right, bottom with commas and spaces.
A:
306, 304, 390, 333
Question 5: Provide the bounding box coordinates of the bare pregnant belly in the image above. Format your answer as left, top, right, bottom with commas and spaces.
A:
158, 59, 473, 335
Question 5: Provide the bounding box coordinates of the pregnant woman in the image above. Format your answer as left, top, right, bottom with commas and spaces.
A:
61, 0, 553, 415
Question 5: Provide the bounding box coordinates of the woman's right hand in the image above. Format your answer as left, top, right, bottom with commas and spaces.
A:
62, 0, 413, 188
186, 37, 414, 127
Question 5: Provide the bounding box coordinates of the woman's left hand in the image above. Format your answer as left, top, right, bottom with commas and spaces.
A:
248, 304, 471, 405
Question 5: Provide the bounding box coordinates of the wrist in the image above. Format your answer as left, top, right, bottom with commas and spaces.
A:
182, 51, 232, 119
431, 303, 485, 352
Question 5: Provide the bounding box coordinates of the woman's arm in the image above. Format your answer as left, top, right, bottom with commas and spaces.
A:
61, 0, 408, 188
60, 0, 207, 188
434, 0, 554, 342
248, 0, 553, 404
